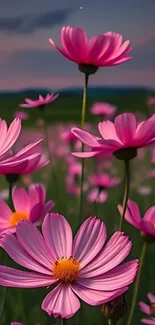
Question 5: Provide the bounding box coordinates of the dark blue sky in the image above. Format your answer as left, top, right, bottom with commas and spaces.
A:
0, 0, 154, 90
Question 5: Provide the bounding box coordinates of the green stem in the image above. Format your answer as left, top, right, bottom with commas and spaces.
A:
42, 113, 52, 163
107, 319, 117, 325
78, 74, 89, 223
60, 319, 67, 325
127, 241, 148, 325
119, 160, 130, 231
0, 182, 13, 323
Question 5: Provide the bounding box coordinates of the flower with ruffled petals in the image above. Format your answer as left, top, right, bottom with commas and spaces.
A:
49, 26, 132, 75
0, 214, 138, 319
20, 93, 59, 109
139, 293, 155, 324
72, 113, 155, 160
88, 173, 120, 203
118, 200, 155, 240
0, 184, 54, 235
91, 102, 117, 118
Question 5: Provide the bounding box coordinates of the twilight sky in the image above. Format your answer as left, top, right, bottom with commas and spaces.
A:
0, 0, 155, 90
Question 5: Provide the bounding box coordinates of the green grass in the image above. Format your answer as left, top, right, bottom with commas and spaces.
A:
0, 89, 153, 125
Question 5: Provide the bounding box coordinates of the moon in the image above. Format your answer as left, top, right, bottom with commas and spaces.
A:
80, 6, 83, 9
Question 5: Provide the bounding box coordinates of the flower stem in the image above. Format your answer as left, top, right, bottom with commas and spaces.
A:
0, 181, 13, 323
127, 241, 148, 325
119, 160, 130, 231
107, 319, 117, 325
78, 74, 89, 222
41, 110, 52, 163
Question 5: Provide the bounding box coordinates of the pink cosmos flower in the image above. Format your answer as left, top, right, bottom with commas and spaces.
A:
147, 97, 155, 108
0, 118, 21, 157
0, 140, 48, 175
20, 93, 59, 108
139, 293, 155, 324
14, 111, 29, 120
88, 173, 120, 203
0, 184, 54, 235
91, 102, 117, 117
0, 214, 138, 319
118, 200, 155, 237
66, 162, 82, 196
61, 130, 78, 144
71, 113, 155, 158
0, 118, 48, 175
49, 26, 132, 67
138, 186, 152, 196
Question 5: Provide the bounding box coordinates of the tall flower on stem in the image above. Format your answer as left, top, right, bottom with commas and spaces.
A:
20, 93, 59, 162
49, 26, 132, 221
87, 173, 120, 204
72, 112, 155, 229
0, 214, 138, 319
118, 200, 155, 325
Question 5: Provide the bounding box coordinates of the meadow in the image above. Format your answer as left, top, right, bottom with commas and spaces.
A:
0, 88, 155, 325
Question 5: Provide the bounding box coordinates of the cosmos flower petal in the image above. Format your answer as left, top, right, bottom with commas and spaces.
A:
42, 213, 73, 260
98, 120, 121, 142
71, 283, 128, 305
144, 207, 155, 223
147, 293, 155, 304
115, 113, 137, 144
72, 150, 102, 158
80, 232, 131, 277
0, 232, 52, 275
12, 186, 30, 213
139, 302, 151, 315
16, 220, 54, 268
118, 200, 141, 229
141, 319, 155, 325
42, 201, 55, 216
0, 198, 13, 229
0, 265, 54, 288
78, 260, 138, 290
71, 127, 101, 147
0, 118, 21, 156
41, 283, 80, 318
139, 220, 155, 237
73, 217, 107, 269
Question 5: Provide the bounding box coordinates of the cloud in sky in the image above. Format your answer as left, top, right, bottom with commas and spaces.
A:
0, 8, 72, 34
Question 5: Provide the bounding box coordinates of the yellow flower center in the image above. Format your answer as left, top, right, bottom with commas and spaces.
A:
9, 211, 29, 227
52, 257, 80, 283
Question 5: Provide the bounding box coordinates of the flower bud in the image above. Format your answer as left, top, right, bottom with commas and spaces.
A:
101, 294, 128, 322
